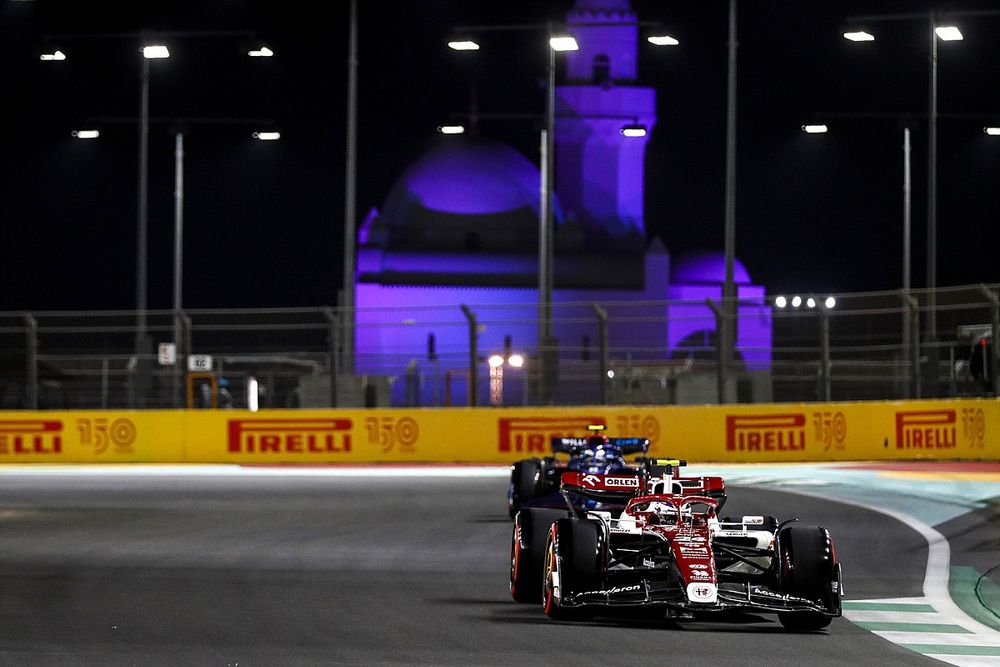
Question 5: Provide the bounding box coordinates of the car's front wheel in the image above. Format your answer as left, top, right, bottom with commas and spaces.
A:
542, 518, 603, 621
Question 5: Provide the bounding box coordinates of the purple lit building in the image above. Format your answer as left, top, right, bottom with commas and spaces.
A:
352, 0, 771, 405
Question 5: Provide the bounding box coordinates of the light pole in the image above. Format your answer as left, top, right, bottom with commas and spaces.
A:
342, 0, 359, 384
448, 22, 576, 405
802, 121, 916, 397
843, 8, 1000, 392
42, 30, 263, 405
721, 0, 738, 404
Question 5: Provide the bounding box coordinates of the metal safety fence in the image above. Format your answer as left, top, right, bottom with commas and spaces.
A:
1, 284, 997, 410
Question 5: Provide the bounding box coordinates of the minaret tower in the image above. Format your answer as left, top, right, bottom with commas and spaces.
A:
556, 0, 656, 251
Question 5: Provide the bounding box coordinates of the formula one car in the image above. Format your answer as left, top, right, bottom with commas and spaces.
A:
510, 459, 842, 631
507, 425, 650, 518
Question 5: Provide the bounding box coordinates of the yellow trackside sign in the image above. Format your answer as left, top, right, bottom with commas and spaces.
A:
0, 398, 996, 464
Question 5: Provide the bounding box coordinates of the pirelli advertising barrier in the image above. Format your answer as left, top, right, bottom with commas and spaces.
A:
0, 399, 997, 464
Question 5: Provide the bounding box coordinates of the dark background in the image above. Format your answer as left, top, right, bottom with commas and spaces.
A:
2, 0, 999, 310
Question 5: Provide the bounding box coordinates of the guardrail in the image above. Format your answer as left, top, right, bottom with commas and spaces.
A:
1, 284, 997, 409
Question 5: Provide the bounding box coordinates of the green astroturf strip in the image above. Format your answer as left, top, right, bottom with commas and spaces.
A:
901, 644, 1000, 656
855, 621, 969, 633
950, 566, 1000, 631
842, 601, 935, 612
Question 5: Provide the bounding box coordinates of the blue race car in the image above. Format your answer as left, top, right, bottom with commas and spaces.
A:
506, 425, 649, 518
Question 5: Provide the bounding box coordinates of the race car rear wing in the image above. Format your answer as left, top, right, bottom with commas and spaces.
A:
550, 437, 650, 456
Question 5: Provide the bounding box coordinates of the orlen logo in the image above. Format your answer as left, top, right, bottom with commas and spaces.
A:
498, 416, 604, 453
228, 419, 352, 454
0, 420, 62, 454
605, 477, 639, 489
726, 414, 805, 452
895, 410, 957, 449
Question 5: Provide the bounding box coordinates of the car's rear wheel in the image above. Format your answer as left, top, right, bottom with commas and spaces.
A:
507, 459, 547, 519
510, 508, 565, 603
777, 525, 837, 631
542, 518, 603, 621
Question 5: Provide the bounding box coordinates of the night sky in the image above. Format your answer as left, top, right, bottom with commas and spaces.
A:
2, 0, 999, 311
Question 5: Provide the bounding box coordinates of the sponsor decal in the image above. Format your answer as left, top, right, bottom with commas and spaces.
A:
76, 417, 136, 455
0, 419, 62, 455
686, 582, 718, 603
497, 416, 604, 453
813, 411, 848, 451
227, 419, 352, 454
597, 584, 642, 595
614, 414, 661, 445
364, 416, 419, 453
690, 571, 711, 580
604, 476, 639, 489
582, 474, 601, 487
751, 586, 796, 602
726, 414, 806, 452
689, 564, 708, 570
678, 546, 710, 558
895, 410, 957, 449
743, 516, 764, 525
961, 408, 987, 449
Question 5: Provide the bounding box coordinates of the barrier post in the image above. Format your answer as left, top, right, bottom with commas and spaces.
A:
23, 313, 38, 409
461, 305, 478, 406
325, 308, 339, 407
904, 294, 921, 399
592, 303, 608, 405
980, 284, 1000, 396
707, 299, 726, 404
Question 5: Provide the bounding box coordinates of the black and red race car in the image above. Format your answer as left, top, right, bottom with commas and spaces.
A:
510, 459, 842, 631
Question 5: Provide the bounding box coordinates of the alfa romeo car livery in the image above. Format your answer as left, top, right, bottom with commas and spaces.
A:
507, 424, 650, 518
510, 459, 843, 631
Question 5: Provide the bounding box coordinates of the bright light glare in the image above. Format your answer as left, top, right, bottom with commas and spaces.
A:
825, 296, 837, 309
508, 354, 525, 368
248, 377, 259, 412
142, 45, 170, 59
437, 125, 465, 135
550, 35, 579, 51
935, 26, 963, 41
806, 297, 817, 308
607, 370, 615, 379
620, 126, 647, 138
252, 131, 281, 141
71, 130, 100, 139
791, 296, 803, 308
843, 31, 875, 42
985, 127, 1000, 136
448, 40, 480, 51
647, 34, 679, 46
775, 296, 787, 308
803, 124, 828, 134
40, 50, 66, 61
248, 46, 274, 57
488, 354, 504, 369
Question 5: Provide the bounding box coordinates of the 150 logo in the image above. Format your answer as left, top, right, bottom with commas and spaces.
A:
614, 414, 660, 445
76, 417, 136, 454
365, 416, 419, 453
813, 411, 847, 452
961, 407, 986, 449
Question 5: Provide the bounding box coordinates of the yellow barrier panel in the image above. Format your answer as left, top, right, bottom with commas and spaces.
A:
0, 399, 996, 464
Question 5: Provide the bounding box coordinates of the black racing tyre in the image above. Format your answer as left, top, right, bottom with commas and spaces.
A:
777, 525, 837, 631
542, 518, 604, 621
507, 459, 547, 519
510, 508, 566, 603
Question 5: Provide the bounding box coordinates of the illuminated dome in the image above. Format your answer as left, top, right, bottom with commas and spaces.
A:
372, 137, 562, 252
671, 252, 752, 285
